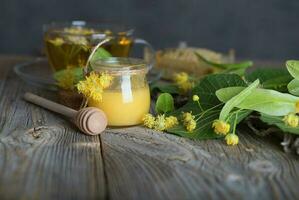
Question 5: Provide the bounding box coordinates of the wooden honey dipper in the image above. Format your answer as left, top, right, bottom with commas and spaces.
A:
24, 92, 107, 135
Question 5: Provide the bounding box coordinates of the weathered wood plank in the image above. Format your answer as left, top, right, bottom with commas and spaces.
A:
0, 57, 106, 199
101, 127, 299, 200
0, 56, 299, 200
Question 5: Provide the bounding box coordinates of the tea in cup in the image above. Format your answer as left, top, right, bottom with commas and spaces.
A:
44, 21, 151, 72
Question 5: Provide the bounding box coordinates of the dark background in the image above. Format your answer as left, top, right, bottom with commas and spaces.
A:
1, 0, 299, 60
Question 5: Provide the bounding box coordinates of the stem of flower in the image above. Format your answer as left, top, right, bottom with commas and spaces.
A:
197, 101, 204, 112
232, 111, 238, 135
195, 103, 224, 120
225, 109, 242, 123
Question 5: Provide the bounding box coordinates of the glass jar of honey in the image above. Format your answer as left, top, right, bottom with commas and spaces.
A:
88, 57, 151, 126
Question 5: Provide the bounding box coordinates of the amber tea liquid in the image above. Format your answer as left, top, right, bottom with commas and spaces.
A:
44, 29, 133, 72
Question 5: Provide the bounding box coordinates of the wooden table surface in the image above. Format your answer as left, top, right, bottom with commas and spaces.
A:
0, 56, 298, 200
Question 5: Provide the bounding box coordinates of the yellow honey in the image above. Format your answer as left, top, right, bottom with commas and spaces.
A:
89, 86, 150, 126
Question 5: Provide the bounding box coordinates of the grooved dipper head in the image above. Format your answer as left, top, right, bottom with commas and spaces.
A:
75, 107, 107, 135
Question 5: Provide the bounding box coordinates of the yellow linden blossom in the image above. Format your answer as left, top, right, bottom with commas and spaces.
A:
64, 27, 95, 35
99, 72, 114, 88
283, 113, 299, 127
154, 115, 166, 131
142, 114, 156, 129
212, 120, 230, 135
143, 114, 178, 130
66, 36, 88, 46
173, 72, 194, 93
193, 95, 199, 102
49, 37, 64, 46
180, 81, 194, 93
174, 72, 189, 83
182, 112, 195, 122
57, 69, 75, 90
62, 27, 94, 45
185, 120, 196, 132
182, 112, 196, 132
165, 116, 179, 129
77, 72, 113, 102
296, 101, 299, 113
225, 134, 239, 146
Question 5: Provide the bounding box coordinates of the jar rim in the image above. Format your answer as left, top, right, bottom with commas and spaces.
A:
43, 20, 134, 37
90, 57, 149, 75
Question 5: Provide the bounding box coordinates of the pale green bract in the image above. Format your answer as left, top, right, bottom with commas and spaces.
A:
216, 87, 299, 116
286, 60, 299, 96
155, 93, 175, 114
288, 79, 299, 96
286, 60, 299, 79
260, 113, 299, 135
195, 53, 253, 70
219, 79, 260, 121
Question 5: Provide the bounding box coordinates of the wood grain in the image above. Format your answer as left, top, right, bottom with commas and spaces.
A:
0, 56, 298, 200
101, 126, 299, 200
0, 57, 106, 199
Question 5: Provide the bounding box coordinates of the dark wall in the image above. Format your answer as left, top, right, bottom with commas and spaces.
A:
1, 0, 299, 60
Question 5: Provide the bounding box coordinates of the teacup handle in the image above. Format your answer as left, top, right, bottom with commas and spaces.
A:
133, 38, 155, 70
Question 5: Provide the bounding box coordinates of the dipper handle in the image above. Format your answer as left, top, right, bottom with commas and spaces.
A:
24, 92, 77, 118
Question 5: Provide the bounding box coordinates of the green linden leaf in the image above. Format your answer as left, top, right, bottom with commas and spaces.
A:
167, 109, 251, 140
195, 52, 253, 70
90, 47, 112, 63
216, 87, 299, 116
245, 68, 292, 92
288, 79, 299, 96
53, 67, 84, 83
167, 74, 248, 140
191, 73, 247, 109
286, 60, 299, 79
155, 93, 175, 114
150, 83, 180, 94
219, 79, 259, 121
260, 113, 299, 135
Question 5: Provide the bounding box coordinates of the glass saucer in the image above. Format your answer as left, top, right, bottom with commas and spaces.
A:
14, 57, 162, 91
14, 57, 58, 91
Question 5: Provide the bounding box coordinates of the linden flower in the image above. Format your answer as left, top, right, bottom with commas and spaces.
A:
182, 112, 196, 132
296, 101, 299, 113
182, 112, 195, 122
185, 120, 196, 132
283, 113, 299, 128
64, 27, 95, 35
99, 72, 114, 88
154, 115, 166, 131
77, 72, 113, 102
225, 134, 239, 146
193, 95, 199, 102
174, 72, 189, 84
165, 116, 179, 129
57, 69, 75, 90
173, 72, 194, 93
142, 114, 156, 129
212, 120, 230, 135
49, 37, 64, 46
180, 81, 194, 93
66, 35, 88, 45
